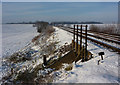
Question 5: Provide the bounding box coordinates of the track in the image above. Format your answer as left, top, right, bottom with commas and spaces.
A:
67, 27, 120, 44
87, 31, 120, 40
59, 26, 120, 54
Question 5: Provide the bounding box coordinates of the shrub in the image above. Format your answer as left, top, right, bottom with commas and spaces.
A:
45, 26, 55, 34
34, 21, 49, 33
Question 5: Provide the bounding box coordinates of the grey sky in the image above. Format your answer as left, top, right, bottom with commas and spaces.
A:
2, 0, 120, 2
2, 2, 118, 23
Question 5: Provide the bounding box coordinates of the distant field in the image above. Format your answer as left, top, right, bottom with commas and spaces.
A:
2, 24, 38, 57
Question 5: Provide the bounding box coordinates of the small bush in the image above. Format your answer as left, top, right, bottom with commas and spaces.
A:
8, 52, 32, 63
34, 21, 55, 34
34, 21, 49, 33
45, 26, 55, 34
9, 55, 18, 62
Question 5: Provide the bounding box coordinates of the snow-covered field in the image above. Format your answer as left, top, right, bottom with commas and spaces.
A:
2, 24, 38, 57
1, 24, 39, 83
53, 27, 119, 83
1, 25, 119, 83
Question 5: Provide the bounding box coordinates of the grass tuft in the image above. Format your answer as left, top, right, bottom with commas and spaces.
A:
65, 64, 73, 71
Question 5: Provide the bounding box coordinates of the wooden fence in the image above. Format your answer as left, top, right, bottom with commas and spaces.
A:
72, 25, 91, 61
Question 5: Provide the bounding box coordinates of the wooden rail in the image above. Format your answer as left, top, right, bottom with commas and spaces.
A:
72, 25, 90, 61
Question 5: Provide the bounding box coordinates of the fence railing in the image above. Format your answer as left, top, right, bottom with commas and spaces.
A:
72, 25, 89, 61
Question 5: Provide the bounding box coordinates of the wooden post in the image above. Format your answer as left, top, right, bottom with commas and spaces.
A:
78, 44, 80, 55
76, 25, 79, 53
73, 25, 75, 49
82, 45, 85, 62
85, 25, 88, 61
43, 55, 47, 66
72, 40, 74, 50
80, 25, 82, 52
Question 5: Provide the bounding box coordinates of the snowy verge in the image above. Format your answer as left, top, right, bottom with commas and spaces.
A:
52, 26, 119, 83
1, 25, 119, 83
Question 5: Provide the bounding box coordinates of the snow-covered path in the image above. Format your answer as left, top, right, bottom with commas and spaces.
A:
53, 27, 119, 83
54, 27, 73, 46
2, 24, 38, 57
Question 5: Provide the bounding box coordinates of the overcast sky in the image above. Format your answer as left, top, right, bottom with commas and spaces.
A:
2, 2, 118, 23
1, 0, 120, 2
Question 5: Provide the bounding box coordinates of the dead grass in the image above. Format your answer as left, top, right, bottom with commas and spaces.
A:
45, 41, 59, 55
45, 43, 73, 70
14, 64, 43, 83
32, 34, 41, 43
8, 52, 32, 63
32, 26, 55, 45
43, 26, 55, 35
3, 26, 55, 84
65, 64, 73, 71
48, 50, 76, 70
46, 26, 55, 34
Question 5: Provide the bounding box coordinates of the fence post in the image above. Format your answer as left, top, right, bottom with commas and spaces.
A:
73, 25, 75, 49
43, 55, 47, 66
76, 25, 79, 53
85, 25, 88, 61
80, 25, 82, 52
82, 44, 85, 61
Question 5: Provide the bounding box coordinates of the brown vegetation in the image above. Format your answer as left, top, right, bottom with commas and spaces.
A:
34, 21, 49, 33
8, 52, 32, 63
32, 34, 41, 43
32, 26, 55, 45
45, 26, 55, 34
65, 64, 73, 71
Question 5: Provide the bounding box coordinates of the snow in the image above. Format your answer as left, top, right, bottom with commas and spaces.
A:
64, 24, 120, 48
53, 26, 119, 83
1, 24, 40, 82
54, 27, 73, 46
2, 24, 38, 57
1, 25, 119, 83
86, 33, 120, 49
55, 54, 118, 83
